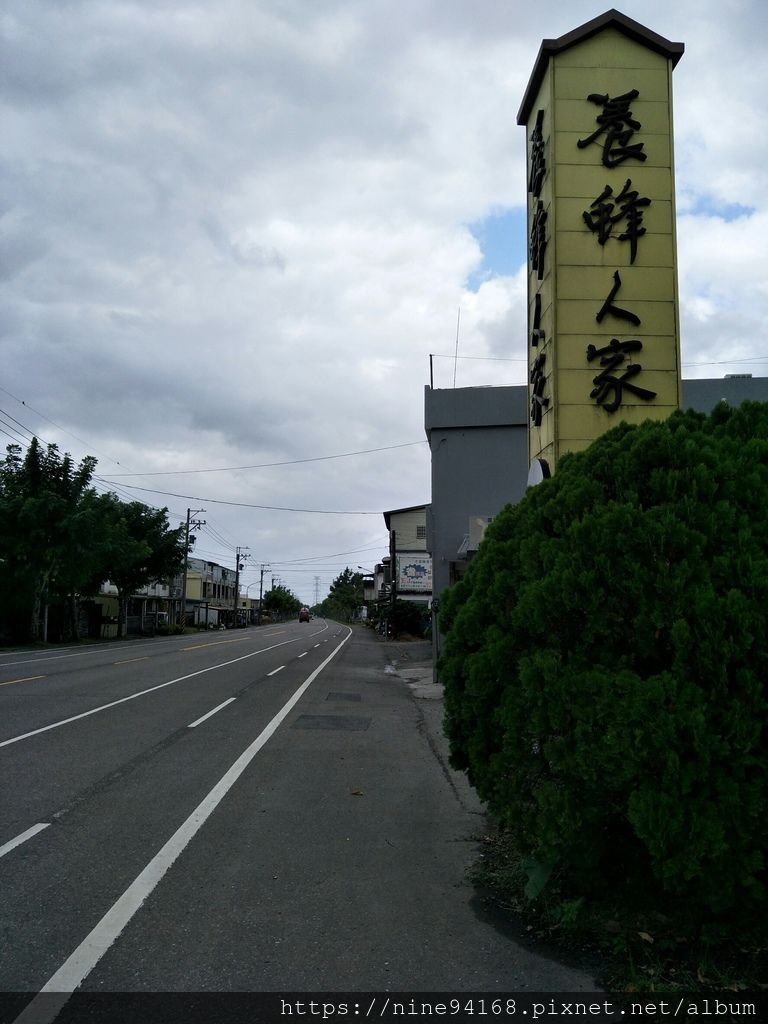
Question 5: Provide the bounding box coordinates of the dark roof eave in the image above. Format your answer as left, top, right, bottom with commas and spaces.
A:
383, 503, 428, 529
517, 9, 684, 125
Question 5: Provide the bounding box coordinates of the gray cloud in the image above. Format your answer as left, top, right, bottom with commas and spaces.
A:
3, 0, 768, 602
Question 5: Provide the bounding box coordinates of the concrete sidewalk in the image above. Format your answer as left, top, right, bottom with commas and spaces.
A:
364, 629, 604, 991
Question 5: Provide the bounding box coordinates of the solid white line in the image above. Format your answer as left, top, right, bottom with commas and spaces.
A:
267, 666, 285, 676
187, 698, 236, 729
0, 822, 50, 860
0, 635, 312, 750
13, 629, 352, 1024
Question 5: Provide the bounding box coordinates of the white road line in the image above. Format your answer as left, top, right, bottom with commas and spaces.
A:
0, 635, 312, 750
0, 634, 207, 669
13, 628, 352, 1024
298, 652, 308, 658
187, 698, 236, 729
0, 822, 50, 860
267, 666, 285, 676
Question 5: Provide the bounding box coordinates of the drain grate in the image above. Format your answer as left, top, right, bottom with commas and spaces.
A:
326, 692, 362, 702
292, 714, 371, 731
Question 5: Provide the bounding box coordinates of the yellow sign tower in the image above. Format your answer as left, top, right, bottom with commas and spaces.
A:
518, 11, 684, 481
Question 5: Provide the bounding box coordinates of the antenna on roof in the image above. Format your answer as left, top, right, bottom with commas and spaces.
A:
453, 307, 461, 388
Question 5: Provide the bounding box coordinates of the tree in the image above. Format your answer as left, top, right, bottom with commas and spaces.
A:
439, 402, 768, 931
262, 584, 301, 621
317, 567, 364, 621
99, 496, 186, 638
0, 440, 97, 641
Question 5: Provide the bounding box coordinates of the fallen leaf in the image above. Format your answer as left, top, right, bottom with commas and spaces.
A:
638, 931, 654, 944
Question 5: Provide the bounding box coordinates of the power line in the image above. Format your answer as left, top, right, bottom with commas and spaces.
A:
95, 481, 382, 514
682, 356, 768, 367
0, 385, 126, 468
200, 523, 238, 551
431, 352, 526, 362
103, 440, 427, 477
271, 542, 386, 565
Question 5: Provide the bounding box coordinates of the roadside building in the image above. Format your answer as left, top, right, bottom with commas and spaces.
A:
382, 505, 432, 613
173, 556, 239, 629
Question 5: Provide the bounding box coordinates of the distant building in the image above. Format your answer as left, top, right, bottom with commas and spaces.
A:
173, 556, 239, 628
382, 505, 432, 610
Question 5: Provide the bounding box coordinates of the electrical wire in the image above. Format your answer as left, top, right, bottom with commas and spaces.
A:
0, 385, 126, 468
103, 440, 428, 477
95, 481, 383, 514
270, 543, 386, 565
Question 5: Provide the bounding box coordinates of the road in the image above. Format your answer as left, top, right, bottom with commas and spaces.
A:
0, 620, 599, 1015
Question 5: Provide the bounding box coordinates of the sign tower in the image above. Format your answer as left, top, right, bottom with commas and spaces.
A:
518, 10, 685, 481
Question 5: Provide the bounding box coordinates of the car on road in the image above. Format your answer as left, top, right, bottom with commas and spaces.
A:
298, 607, 310, 622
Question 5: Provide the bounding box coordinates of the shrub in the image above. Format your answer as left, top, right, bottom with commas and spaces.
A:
391, 599, 429, 637
439, 403, 768, 930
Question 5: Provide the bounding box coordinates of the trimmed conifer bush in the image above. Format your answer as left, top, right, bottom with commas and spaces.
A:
439, 402, 768, 929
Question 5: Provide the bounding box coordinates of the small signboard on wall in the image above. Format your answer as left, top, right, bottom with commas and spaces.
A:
397, 555, 433, 593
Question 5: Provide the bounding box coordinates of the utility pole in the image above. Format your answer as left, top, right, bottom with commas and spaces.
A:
233, 546, 250, 627
179, 508, 205, 628
257, 563, 270, 626
389, 528, 397, 640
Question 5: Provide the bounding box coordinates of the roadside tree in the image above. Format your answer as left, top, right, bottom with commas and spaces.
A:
317, 568, 364, 621
98, 496, 186, 638
439, 402, 768, 933
0, 440, 98, 642
262, 584, 301, 621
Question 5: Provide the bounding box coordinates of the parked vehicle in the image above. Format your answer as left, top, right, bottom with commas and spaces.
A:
298, 607, 310, 622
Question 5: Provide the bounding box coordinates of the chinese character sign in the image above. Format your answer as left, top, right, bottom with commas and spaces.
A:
519, 12, 683, 475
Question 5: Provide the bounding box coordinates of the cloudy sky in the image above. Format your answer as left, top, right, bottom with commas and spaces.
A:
3, 0, 767, 605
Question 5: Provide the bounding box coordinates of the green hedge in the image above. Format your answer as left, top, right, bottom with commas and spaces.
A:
439, 403, 768, 930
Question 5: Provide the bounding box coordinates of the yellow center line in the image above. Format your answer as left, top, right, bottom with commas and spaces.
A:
183, 638, 243, 651
113, 657, 149, 665
0, 675, 46, 687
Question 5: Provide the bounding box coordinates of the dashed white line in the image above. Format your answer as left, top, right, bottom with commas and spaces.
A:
0, 822, 50, 860
267, 666, 285, 676
298, 652, 308, 658
0, 635, 314, 749
13, 629, 353, 1024
187, 698, 236, 729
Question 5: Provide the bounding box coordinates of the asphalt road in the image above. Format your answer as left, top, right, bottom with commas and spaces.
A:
0, 620, 599, 1012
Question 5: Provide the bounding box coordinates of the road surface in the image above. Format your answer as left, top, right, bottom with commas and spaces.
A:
0, 620, 599, 1017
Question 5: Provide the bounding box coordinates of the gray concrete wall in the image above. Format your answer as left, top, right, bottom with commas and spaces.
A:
682, 377, 768, 412
425, 386, 529, 599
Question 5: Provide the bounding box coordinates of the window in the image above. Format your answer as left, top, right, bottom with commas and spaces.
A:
416, 525, 426, 540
